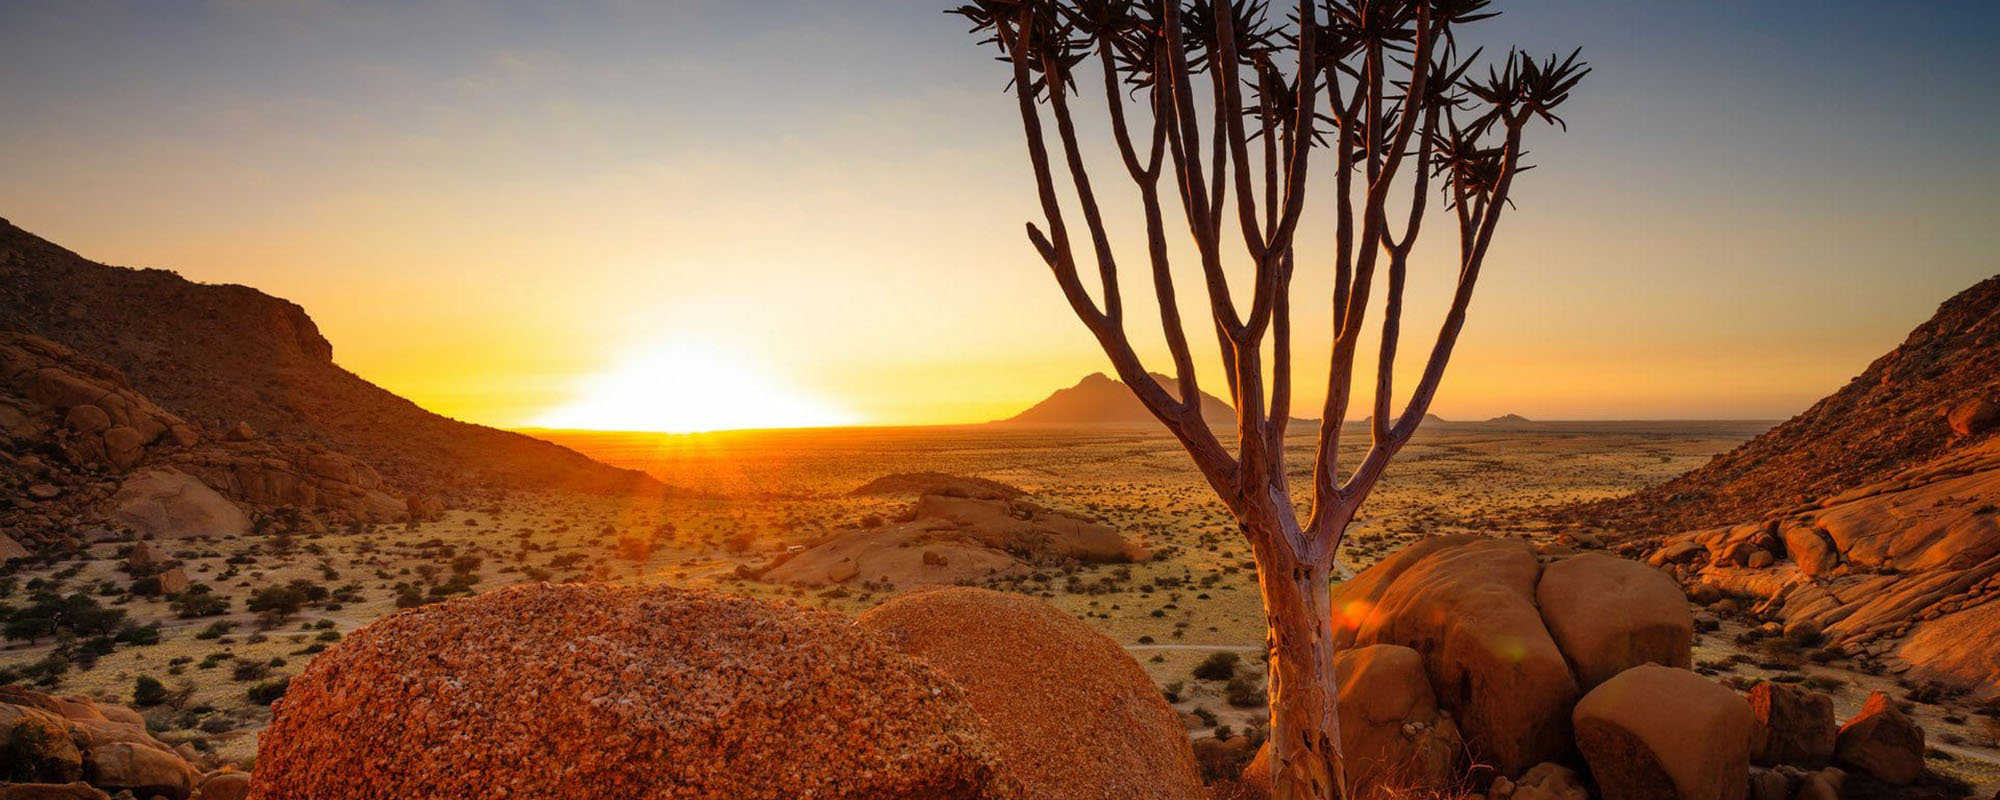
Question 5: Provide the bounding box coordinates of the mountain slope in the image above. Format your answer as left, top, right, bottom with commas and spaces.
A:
1577, 274, 2000, 532
1002, 373, 1239, 425
0, 217, 660, 496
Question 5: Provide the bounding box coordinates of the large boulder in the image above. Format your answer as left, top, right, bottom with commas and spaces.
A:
1947, 396, 2000, 437
858, 587, 1202, 800
0, 703, 83, 783
108, 468, 250, 539
1833, 691, 1925, 785
1334, 536, 1579, 775
1324, 645, 1462, 795
197, 771, 252, 800
1, 688, 196, 799
1573, 665, 1754, 800
1242, 645, 1465, 798
1746, 682, 1835, 767
83, 741, 197, 800
252, 584, 1014, 800
1536, 554, 1693, 689
1779, 522, 1840, 577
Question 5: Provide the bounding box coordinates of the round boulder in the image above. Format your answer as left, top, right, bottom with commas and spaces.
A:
1573, 665, 1753, 800
1537, 553, 1693, 690
858, 587, 1202, 800
1334, 536, 1580, 776
1833, 691, 1925, 785
252, 583, 1013, 800
1746, 682, 1835, 767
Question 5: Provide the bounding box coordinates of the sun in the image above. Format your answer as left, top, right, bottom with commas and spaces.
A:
530, 342, 857, 433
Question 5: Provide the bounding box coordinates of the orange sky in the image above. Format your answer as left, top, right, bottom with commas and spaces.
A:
2, 2, 1995, 431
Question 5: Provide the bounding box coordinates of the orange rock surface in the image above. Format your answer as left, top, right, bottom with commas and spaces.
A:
252, 583, 1016, 800
859, 587, 1203, 800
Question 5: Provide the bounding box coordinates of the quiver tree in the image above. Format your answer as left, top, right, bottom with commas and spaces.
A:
950, 1, 1586, 797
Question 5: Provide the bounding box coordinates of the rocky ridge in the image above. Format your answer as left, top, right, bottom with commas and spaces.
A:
0, 331, 437, 551
0, 218, 662, 502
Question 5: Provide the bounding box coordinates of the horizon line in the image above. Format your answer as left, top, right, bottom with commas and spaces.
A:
511, 417, 1786, 437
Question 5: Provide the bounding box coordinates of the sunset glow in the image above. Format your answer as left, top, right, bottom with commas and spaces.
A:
1, 2, 1995, 431
531, 342, 857, 433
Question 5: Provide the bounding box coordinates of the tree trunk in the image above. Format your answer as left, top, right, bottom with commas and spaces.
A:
1249, 516, 1345, 800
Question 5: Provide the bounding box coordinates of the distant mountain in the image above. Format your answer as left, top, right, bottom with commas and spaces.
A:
1485, 414, 1532, 424
0, 217, 661, 498
1355, 413, 1451, 426
1003, 372, 1235, 425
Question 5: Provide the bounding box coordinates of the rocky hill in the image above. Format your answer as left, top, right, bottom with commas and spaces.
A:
1557, 274, 2000, 701
1002, 372, 1234, 425
1576, 274, 2000, 532
1003, 371, 1325, 427
0, 218, 660, 498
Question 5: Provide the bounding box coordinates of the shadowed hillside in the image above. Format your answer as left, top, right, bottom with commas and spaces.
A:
1575, 274, 2000, 532
0, 218, 660, 496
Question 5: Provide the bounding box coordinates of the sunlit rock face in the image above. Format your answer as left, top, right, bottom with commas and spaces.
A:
758, 481, 1145, 589
1650, 437, 2000, 699
252, 583, 1016, 800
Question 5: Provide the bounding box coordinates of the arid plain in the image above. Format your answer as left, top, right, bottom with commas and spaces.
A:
0, 422, 1782, 745
8, 416, 2000, 793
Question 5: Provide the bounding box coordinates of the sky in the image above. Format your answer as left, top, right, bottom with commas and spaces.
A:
1, 1, 1996, 430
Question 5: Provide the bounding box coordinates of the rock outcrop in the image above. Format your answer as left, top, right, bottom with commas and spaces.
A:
0, 219, 664, 500
106, 468, 251, 539
1578, 273, 2000, 533
0, 687, 205, 800
1833, 691, 1925, 786
1638, 438, 2000, 697
858, 587, 1202, 800
850, 472, 1026, 501
1329, 537, 1695, 780
1333, 536, 1580, 776
252, 583, 1015, 800
1572, 665, 1754, 800
0, 330, 432, 544
761, 490, 1145, 588
1569, 275, 2000, 698
1746, 682, 1835, 768
1536, 553, 1693, 689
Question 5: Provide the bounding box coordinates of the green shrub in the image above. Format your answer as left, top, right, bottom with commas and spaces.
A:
246, 678, 290, 706
1193, 651, 1239, 681
1225, 674, 1263, 708
133, 675, 168, 707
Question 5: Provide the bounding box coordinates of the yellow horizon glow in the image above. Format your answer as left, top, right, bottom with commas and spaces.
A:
529, 341, 858, 434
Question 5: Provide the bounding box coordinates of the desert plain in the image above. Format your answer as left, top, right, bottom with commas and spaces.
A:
7, 418, 1993, 792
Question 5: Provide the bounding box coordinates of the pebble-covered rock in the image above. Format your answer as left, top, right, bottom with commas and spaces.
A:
251, 583, 1017, 800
